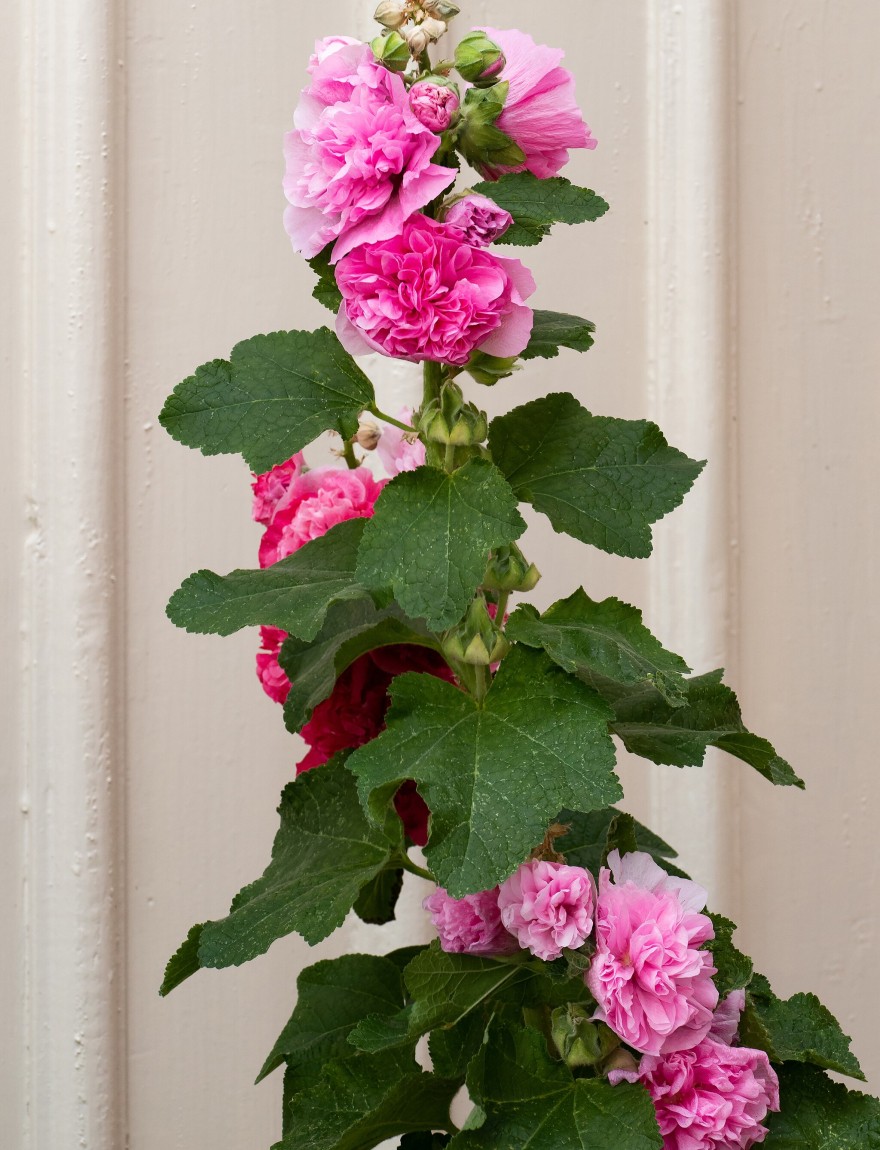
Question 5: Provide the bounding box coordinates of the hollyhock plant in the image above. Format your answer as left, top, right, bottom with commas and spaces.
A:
335, 213, 535, 365
588, 850, 719, 1055
442, 193, 513, 247
283, 38, 456, 261
498, 859, 595, 961
475, 26, 596, 179
424, 886, 517, 956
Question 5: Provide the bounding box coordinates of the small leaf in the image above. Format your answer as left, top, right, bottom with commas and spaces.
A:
764, 1064, 880, 1148
508, 589, 690, 707
610, 669, 805, 788
158, 923, 204, 996
166, 517, 368, 643
349, 646, 620, 896
356, 458, 526, 631
600, 812, 640, 864
741, 973, 865, 1081
308, 247, 343, 312
555, 808, 680, 877
159, 327, 375, 471
706, 913, 753, 998
352, 868, 404, 927
489, 393, 705, 559
522, 310, 596, 360
471, 172, 610, 246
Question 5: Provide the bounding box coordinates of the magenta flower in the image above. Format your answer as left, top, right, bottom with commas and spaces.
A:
476, 27, 596, 180
376, 408, 426, 476
619, 1039, 780, 1150
283, 39, 456, 261
443, 193, 513, 248
587, 850, 719, 1056
498, 859, 595, 961
255, 626, 291, 705
708, 989, 747, 1046
409, 80, 461, 133
335, 213, 535, 366
423, 887, 518, 956
251, 454, 304, 526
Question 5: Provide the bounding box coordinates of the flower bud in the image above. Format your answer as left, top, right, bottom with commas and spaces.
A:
374, 0, 408, 30
457, 84, 526, 171
465, 350, 519, 386
454, 30, 506, 86
419, 384, 488, 447
483, 544, 540, 594
403, 25, 431, 56
551, 1006, 621, 1071
409, 78, 461, 132
422, 0, 460, 19
441, 596, 510, 667
356, 415, 382, 452
419, 16, 447, 40
442, 192, 513, 247
371, 30, 411, 72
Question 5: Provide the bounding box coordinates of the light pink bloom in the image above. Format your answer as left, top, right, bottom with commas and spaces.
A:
587, 850, 719, 1056
498, 860, 595, 961
251, 454, 305, 526
443, 194, 513, 248
376, 407, 425, 476
708, 989, 747, 1047
409, 81, 460, 132
335, 213, 535, 366
627, 1039, 780, 1150
284, 39, 456, 261
423, 887, 518, 956
258, 465, 383, 568
256, 626, 291, 705
476, 27, 596, 180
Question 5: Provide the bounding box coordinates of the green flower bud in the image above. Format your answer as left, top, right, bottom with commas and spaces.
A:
551, 1006, 621, 1071
465, 350, 519, 386
456, 85, 526, 172
419, 384, 488, 447
374, 0, 408, 30
454, 30, 506, 86
483, 544, 541, 594
442, 596, 510, 668
371, 30, 411, 72
423, 0, 460, 20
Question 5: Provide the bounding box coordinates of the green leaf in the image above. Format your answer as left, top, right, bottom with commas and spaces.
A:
158, 923, 204, 997
355, 458, 526, 631
508, 589, 690, 707
166, 518, 368, 643
610, 669, 805, 788
258, 953, 406, 1085
308, 248, 343, 312
522, 310, 596, 360
159, 327, 375, 471
741, 973, 864, 1081
555, 808, 680, 877
353, 868, 404, 927
452, 1023, 662, 1149
489, 393, 705, 559
471, 172, 610, 246
706, 913, 753, 998
349, 646, 620, 896
764, 1064, 880, 1148
428, 1012, 488, 1080
284, 1048, 457, 1150
280, 597, 442, 732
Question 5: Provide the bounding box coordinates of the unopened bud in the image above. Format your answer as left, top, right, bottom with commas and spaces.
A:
420, 16, 447, 39
374, 0, 408, 30
404, 25, 430, 56
442, 596, 510, 667
483, 544, 540, 594
551, 1006, 621, 1071
420, 383, 487, 447
409, 78, 460, 132
457, 85, 526, 172
454, 31, 506, 86
423, 0, 460, 19
465, 350, 519, 386
356, 415, 382, 452
603, 1048, 640, 1077
371, 30, 411, 72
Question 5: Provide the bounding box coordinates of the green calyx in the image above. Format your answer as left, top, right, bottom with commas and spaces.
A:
550, 1005, 623, 1072
371, 30, 411, 72
419, 382, 488, 448
483, 543, 540, 594
465, 349, 519, 386
442, 595, 510, 667
454, 30, 506, 86
457, 84, 526, 172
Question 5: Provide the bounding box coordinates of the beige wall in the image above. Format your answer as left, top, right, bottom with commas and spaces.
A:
3, 1, 879, 1146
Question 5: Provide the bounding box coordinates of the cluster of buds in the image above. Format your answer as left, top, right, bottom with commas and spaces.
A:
419, 382, 488, 447
483, 543, 540, 594
551, 1005, 626, 1072
374, 1, 460, 59
442, 596, 510, 667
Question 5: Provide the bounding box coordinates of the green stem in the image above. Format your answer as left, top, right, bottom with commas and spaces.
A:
370, 406, 417, 434
495, 590, 510, 623
423, 360, 444, 409
444, 442, 456, 472
342, 439, 359, 469
398, 855, 435, 883
472, 664, 490, 705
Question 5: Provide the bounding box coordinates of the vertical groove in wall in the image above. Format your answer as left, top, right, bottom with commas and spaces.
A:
22, 0, 128, 1145
645, 2, 738, 906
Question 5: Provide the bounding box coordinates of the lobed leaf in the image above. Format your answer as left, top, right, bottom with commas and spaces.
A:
555, 807, 680, 877
522, 310, 596, 360
764, 1064, 880, 1148
706, 913, 754, 998
472, 172, 609, 246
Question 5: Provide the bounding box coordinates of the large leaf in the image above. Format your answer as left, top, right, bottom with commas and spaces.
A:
764, 1064, 880, 1149
166, 518, 368, 643
258, 953, 406, 1085
508, 589, 690, 707
741, 973, 864, 1080
706, 913, 753, 998
284, 1048, 457, 1150
452, 1024, 662, 1149
522, 310, 595, 360
555, 808, 679, 876
352, 868, 404, 927
349, 646, 620, 896
355, 458, 525, 631
471, 172, 609, 246
280, 598, 442, 733
610, 669, 804, 788
489, 393, 704, 559
159, 328, 375, 471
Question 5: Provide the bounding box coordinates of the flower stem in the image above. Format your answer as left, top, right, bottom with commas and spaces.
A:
423, 360, 444, 408
495, 590, 510, 622
444, 443, 456, 472
398, 855, 435, 883
370, 406, 417, 434
342, 439, 360, 469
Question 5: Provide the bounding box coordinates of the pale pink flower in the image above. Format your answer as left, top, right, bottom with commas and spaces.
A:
258, 465, 383, 568
409, 81, 460, 133
443, 194, 513, 248
335, 213, 535, 366
255, 626, 291, 705
498, 860, 595, 961
476, 27, 596, 180
625, 1039, 780, 1150
708, 989, 747, 1047
587, 850, 719, 1056
423, 887, 518, 956
251, 454, 305, 526
284, 39, 456, 261
376, 407, 425, 476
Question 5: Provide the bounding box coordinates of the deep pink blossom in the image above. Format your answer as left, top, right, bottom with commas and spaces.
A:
335, 213, 535, 366
375, 407, 425, 475
587, 851, 719, 1056
409, 81, 460, 132
498, 859, 595, 961
283, 39, 456, 261
424, 886, 517, 956
251, 454, 304, 526
258, 466, 383, 568
709, 989, 747, 1046
620, 1039, 780, 1150
443, 194, 513, 247
476, 27, 596, 180
255, 626, 291, 704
